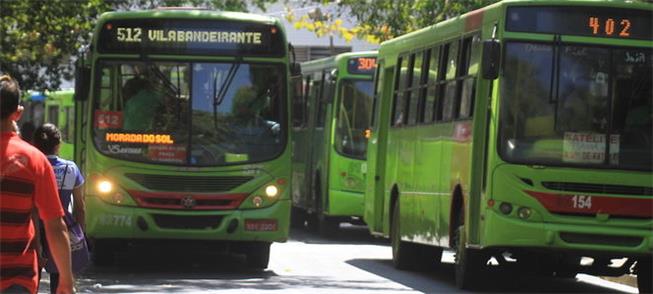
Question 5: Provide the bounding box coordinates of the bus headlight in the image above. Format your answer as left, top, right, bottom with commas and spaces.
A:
518, 207, 532, 219
97, 180, 114, 194
265, 185, 278, 198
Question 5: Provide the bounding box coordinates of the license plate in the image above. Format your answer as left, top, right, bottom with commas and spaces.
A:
244, 219, 278, 231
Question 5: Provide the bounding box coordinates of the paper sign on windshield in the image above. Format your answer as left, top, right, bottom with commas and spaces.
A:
562, 132, 619, 164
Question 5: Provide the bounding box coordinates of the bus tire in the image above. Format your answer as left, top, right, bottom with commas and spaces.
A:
244, 241, 271, 270
91, 240, 115, 266
453, 216, 484, 289
391, 202, 436, 270
637, 258, 652, 294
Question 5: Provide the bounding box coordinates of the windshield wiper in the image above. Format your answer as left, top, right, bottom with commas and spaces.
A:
212, 60, 241, 130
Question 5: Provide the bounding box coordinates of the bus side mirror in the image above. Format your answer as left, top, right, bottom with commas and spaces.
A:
74, 65, 91, 101
482, 39, 501, 80
290, 63, 301, 77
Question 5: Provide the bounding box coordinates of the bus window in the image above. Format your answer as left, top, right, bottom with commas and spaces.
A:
425, 47, 441, 123
392, 56, 409, 126
442, 41, 459, 121
370, 62, 383, 128
435, 44, 449, 121
291, 75, 305, 128
336, 79, 374, 157
47, 105, 59, 125
458, 35, 480, 119
407, 53, 419, 125
612, 48, 652, 167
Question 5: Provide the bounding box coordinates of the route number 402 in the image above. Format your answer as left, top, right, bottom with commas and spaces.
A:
571, 195, 592, 209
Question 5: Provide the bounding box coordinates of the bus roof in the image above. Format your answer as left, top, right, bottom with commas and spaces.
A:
97, 9, 281, 25
301, 51, 378, 73
378, 0, 651, 62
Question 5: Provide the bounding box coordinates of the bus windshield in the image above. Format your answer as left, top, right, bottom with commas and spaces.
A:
334, 79, 374, 158
93, 60, 285, 166
500, 42, 652, 170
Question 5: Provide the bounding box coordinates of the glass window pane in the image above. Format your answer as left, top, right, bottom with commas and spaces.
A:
424, 86, 436, 123
446, 41, 459, 80
413, 52, 423, 87
611, 49, 652, 168
459, 77, 476, 118
429, 47, 440, 82
335, 79, 374, 158
557, 45, 610, 133
442, 81, 457, 121
393, 93, 405, 126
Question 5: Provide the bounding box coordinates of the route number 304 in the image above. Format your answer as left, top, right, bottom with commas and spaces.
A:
571, 195, 592, 209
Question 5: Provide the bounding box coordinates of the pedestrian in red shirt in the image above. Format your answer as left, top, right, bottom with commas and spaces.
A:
0, 75, 74, 294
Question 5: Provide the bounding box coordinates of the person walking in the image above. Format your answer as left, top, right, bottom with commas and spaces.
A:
32, 123, 86, 293
0, 75, 74, 294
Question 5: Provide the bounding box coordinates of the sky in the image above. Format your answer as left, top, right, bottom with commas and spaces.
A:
255, 1, 379, 51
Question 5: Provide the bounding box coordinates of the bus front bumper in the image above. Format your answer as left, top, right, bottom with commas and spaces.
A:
85, 196, 290, 243
483, 209, 653, 255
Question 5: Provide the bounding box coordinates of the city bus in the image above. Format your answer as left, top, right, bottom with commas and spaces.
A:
364, 0, 652, 291
291, 52, 377, 234
18, 90, 75, 159
73, 9, 299, 269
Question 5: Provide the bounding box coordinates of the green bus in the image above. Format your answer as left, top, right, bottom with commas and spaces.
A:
291, 52, 377, 234
18, 90, 75, 159
364, 0, 652, 291
73, 9, 299, 268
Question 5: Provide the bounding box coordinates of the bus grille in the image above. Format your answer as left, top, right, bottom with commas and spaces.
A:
125, 174, 253, 192
151, 214, 223, 230
559, 232, 643, 247
542, 182, 653, 196
129, 191, 248, 210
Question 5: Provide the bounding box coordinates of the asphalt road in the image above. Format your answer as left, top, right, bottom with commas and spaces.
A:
38, 224, 639, 293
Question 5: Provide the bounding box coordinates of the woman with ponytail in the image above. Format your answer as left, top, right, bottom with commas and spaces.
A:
33, 123, 87, 293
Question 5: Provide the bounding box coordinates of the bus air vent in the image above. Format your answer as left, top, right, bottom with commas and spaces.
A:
125, 174, 253, 192
541, 182, 653, 196
151, 214, 223, 230
559, 232, 643, 247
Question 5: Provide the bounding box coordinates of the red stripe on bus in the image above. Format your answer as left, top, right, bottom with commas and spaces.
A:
129, 190, 248, 210
465, 8, 484, 32
525, 190, 653, 218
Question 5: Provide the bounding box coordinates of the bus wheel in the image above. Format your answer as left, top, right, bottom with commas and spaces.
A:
391, 202, 438, 270
637, 258, 652, 294
91, 240, 115, 266
453, 218, 484, 289
244, 241, 271, 270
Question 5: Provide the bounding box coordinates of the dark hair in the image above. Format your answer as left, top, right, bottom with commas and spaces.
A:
0, 75, 21, 119
32, 123, 62, 155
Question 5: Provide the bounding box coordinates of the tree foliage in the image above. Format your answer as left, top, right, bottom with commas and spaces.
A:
1, 0, 111, 91
287, 0, 499, 44
284, 6, 381, 45
0, 0, 274, 92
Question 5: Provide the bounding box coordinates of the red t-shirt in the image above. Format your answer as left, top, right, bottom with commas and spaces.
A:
1, 131, 64, 293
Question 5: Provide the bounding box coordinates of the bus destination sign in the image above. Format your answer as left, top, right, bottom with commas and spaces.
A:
97, 19, 285, 56
347, 57, 377, 75
506, 6, 652, 40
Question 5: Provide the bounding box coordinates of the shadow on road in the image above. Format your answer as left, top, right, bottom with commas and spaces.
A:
289, 223, 389, 246
347, 257, 633, 293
